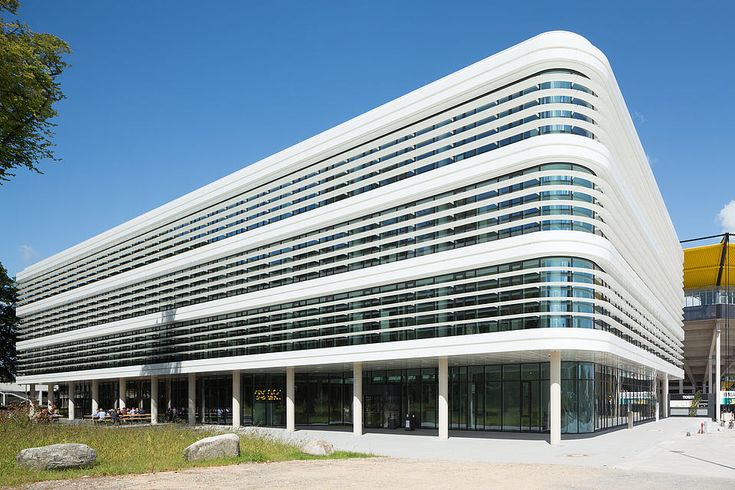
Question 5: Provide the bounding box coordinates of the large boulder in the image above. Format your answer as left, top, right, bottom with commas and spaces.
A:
183, 433, 240, 462
16, 443, 96, 470
301, 440, 334, 456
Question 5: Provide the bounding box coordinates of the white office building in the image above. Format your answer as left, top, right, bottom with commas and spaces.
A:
15, 31, 683, 442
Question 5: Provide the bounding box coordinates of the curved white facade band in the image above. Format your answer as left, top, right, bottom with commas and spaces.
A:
16, 32, 683, 437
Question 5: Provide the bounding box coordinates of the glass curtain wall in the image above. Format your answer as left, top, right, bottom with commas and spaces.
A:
295, 363, 647, 434
621, 371, 655, 424
165, 377, 190, 421
450, 364, 549, 432
56, 383, 91, 418
123, 380, 151, 411
295, 372, 353, 426
200, 375, 232, 424
363, 368, 438, 429
240, 373, 285, 427
98, 381, 117, 411
131, 364, 654, 432
451, 362, 654, 434
73, 382, 92, 418
561, 362, 592, 433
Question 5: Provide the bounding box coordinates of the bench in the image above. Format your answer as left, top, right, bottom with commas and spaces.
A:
120, 414, 151, 424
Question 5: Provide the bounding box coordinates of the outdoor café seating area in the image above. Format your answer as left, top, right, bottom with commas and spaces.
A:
84, 407, 151, 425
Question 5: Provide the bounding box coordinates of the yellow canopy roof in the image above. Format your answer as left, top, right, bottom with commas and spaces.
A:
684, 242, 735, 289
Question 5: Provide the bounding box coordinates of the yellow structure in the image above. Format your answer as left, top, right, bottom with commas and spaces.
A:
680, 235, 735, 413
683, 241, 735, 289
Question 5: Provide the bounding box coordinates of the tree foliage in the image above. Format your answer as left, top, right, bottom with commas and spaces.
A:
0, 261, 17, 381
0, 0, 70, 183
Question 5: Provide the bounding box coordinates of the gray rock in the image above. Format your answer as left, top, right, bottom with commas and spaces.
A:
183, 433, 240, 462
16, 443, 96, 470
301, 439, 334, 456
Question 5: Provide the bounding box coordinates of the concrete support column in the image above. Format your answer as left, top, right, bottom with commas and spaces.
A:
68, 382, 76, 420
550, 351, 561, 445
654, 375, 660, 421
47, 385, 54, 410
353, 362, 363, 436
232, 371, 241, 428
188, 373, 196, 425
679, 378, 684, 394
716, 326, 721, 422
286, 367, 295, 432
118, 378, 126, 409
662, 373, 669, 419
200, 378, 206, 424
29, 384, 36, 406
438, 356, 449, 441
91, 379, 99, 414
166, 379, 172, 410
150, 376, 158, 424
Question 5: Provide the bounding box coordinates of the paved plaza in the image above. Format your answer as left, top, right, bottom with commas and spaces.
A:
236, 417, 735, 479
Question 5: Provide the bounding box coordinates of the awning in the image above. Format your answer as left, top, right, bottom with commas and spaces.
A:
684, 241, 735, 289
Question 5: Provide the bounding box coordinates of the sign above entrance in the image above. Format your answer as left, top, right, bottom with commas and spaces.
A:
255, 388, 282, 402
720, 391, 735, 405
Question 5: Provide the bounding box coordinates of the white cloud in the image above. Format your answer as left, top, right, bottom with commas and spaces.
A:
19, 244, 37, 262
717, 200, 735, 233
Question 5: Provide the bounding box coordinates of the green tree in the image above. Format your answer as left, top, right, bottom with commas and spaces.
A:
0, 0, 70, 183
0, 262, 17, 381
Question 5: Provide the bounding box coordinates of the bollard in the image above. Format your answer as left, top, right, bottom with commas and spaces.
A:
627, 411, 634, 429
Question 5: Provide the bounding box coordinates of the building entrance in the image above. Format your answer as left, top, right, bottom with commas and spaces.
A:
364, 386, 402, 429
364, 368, 438, 430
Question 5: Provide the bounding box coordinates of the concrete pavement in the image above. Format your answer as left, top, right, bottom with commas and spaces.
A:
227, 417, 735, 480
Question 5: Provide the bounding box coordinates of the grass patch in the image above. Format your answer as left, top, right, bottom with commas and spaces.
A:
0, 420, 368, 487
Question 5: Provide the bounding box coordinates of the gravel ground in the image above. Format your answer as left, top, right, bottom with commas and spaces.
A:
22, 458, 735, 489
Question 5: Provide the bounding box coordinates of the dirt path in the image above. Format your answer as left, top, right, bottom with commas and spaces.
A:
22, 458, 734, 489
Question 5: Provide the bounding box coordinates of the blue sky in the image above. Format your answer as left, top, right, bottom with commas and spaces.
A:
2, 1, 734, 277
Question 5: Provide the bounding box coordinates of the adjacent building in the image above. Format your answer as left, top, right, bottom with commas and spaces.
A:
15, 31, 684, 442
676, 237, 735, 418
0, 383, 48, 407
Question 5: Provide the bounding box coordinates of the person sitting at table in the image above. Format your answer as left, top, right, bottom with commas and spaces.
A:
109, 409, 119, 424
138, 407, 145, 415
97, 409, 107, 420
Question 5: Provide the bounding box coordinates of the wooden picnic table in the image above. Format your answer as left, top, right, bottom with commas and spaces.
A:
85, 413, 151, 424
120, 414, 151, 424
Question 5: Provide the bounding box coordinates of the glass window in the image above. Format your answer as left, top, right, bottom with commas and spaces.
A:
502, 380, 521, 431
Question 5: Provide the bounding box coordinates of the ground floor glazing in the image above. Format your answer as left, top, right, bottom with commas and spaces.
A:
52, 359, 659, 435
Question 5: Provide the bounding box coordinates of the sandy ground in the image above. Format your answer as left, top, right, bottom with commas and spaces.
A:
22, 458, 735, 490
